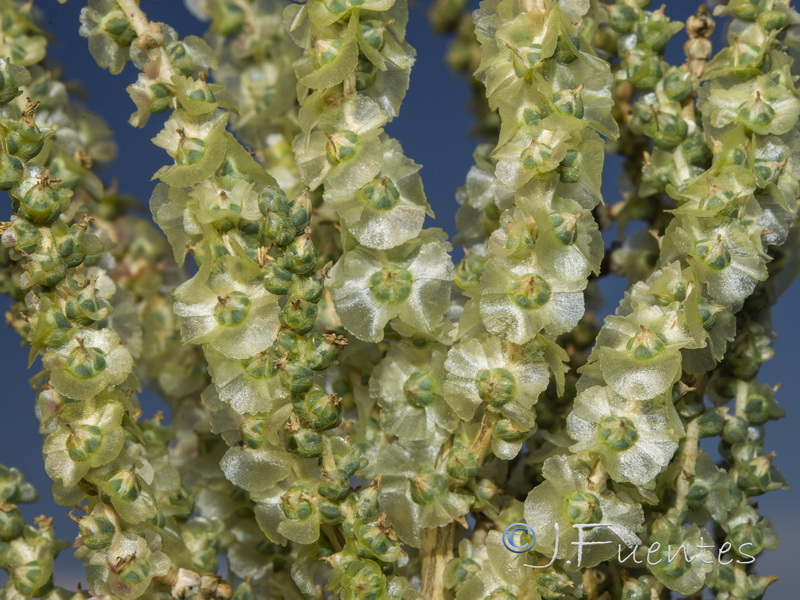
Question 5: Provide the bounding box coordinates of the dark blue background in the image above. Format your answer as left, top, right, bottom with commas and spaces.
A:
0, 0, 797, 594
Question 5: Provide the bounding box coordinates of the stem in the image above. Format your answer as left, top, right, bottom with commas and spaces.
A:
667, 418, 700, 520
420, 524, 455, 600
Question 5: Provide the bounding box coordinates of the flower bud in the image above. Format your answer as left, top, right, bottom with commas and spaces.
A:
552, 86, 584, 119
564, 490, 603, 524
69, 503, 119, 550
662, 67, 695, 102
597, 415, 640, 451
368, 264, 414, 304
410, 469, 447, 505
293, 387, 342, 431
305, 333, 346, 371
722, 415, 748, 444
697, 407, 724, 437
446, 443, 481, 480
14, 176, 72, 226
454, 253, 485, 292
351, 477, 381, 521
281, 485, 314, 521
0, 154, 24, 190
284, 229, 317, 275
0, 504, 24, 540
626, 325, 667, 359
263, 263, 293, 295
280, 297, 318, 334
508, 274, 551, 309
535, 569, 575, 600
326, 131, 359, 165
0, 59, 31, 105
608, 4, 638, 33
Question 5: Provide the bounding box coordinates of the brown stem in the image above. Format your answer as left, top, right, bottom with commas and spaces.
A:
420, 524, 456, 600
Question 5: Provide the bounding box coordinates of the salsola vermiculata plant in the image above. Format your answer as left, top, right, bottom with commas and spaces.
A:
0, 0, 797, 597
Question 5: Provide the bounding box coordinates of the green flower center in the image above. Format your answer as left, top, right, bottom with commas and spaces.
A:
737, 91, 775, 128
597, 415, 639, 451
626, 325, 667, 359
65, 342, 108, 379
520, 138, 554, 171
549, 211, 581, 245
403, 370, 437, 407
694, 234, 731, 269
361, 176, 401, 211
214, 291, 252, 326
475, 367, 516, 407
410, 469, 446, 505
66, 424, 103, 461
552, 86, 584, 119
509, 274, 551, 309
564, 491, 603, 524
326, 131, 359, 165
369, 266, 413, 304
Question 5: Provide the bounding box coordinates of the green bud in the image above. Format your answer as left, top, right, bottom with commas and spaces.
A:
240, 414, 268, 449
0, 59, 31, 105
284, 229, 317, 275
722, 415, 748, 444
549, 211, 581, 244
209, 1, 246, 35
508, 274, 551, 309
403, 370, 438, 407
167, 41, 199, 77
597, 415, 640, 451
106, 465, 142, 502
281, 485, 314, 520
686, 480, 709, 511
305, 333, 346, 371
492, 417, 528, 443
608, 4, 638, 33
448, 556, 480, 586
564, 491, 603, 524
280, 297, 318, 334
263, 263, 293, 295
351, 477, 381, 520
369, 265, 413, 303
14, 176, 72, 226
552, 86, 584, 119
318, 468, 351, 501
455, 253, 485, 292
410, 469, 446, 505
361, 176, 401, 211
213, 291, 251, 327
293, 387, 342, 431
535, 569, 575, 600
626, 49, 663, 90
326, 131, 359, 165
69, 503, 118, 550
318, 497, 344, 526
662, 67, 695, 102
697, 407, 725, 437
277, 360, 314, 393
355, 57, 378, 91
487, 587, 517, 600
626, 325, 667, 359
446, 444, 481, 479
558, 149, 582, 184
345, 561, 386, 599
475, 367, 516, 407
737, 92, 776, 130
759, 9, 788, 31
0, 505, 23, 540
643, 110, 688, 150
285, 419, 324, 458
0, 153, 24, 190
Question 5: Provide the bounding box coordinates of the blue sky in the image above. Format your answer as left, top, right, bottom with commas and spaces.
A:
0, 0, 797, 594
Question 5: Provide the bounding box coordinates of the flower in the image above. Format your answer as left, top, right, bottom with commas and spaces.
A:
324, 137, 431, 249
444, 333, 549, 428
173, 254, 280, 359
567, 386, 683, 486
370, 341, 457, 442
328, 230, 453, 342
524, 454, 644, 567
43, 329, 134, 401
